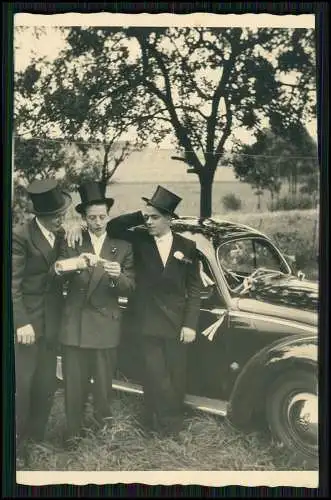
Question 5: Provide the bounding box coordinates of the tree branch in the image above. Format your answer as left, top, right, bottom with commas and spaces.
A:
169, 36, 212, 101
214, 95, 233, 159
137, 37, 202, 172
206, 35, 239, 160
206, 63, 231, 155
139, 39, 168, 103
106, 140, 139, 181
278, 81, 315, 91
176, 105, 208, 121
124, 108, 173, 129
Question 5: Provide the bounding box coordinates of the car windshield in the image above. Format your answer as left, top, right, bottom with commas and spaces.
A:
216, 237, 289, 293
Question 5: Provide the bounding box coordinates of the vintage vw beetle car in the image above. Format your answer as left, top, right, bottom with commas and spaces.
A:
57, 216, 319, 464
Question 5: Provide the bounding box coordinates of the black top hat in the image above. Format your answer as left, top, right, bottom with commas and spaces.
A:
75, 181, 115, 214
27, 179, 72, 216
142, 185, 182, 218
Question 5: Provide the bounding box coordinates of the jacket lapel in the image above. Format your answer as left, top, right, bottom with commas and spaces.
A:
143, 236, 165, 274
30, 218, 56, 266
85, 235, 117, 301
143, 232, 185, 278
163, 232, 185, 278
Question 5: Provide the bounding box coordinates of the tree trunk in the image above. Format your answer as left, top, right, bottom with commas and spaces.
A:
257, 193, 261, 211
199, 174, 213, 218
287, 177, 291, 193
101, 145, 111, 182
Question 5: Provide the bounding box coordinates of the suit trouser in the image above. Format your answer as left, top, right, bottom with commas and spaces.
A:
62, 345, 117, 439
15, 337, 57, 446
141, 336, 187, 432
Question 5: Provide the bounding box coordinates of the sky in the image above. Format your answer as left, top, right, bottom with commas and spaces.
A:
14, 25, 318, 149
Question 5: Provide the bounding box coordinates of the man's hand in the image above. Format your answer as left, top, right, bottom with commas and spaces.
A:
80, 252, 99, 267
103, 260, 121, 279
16, 324, 36, 345
180, 327, 196, 344
65, 224, 84, 248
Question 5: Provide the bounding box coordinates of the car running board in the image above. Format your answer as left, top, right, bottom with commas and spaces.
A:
112, 379, 228, 417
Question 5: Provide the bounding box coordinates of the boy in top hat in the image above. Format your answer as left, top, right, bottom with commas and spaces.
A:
67, 185, 201, 437
12, 179, 72, 462
56, 181, 135, 445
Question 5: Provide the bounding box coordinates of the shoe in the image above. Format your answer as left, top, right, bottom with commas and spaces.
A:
137, 411, 157, 432
90, 414, 114, 433
157, 416, 184, 439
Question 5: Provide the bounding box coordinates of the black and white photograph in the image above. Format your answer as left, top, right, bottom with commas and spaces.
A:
12, 12, 319, 487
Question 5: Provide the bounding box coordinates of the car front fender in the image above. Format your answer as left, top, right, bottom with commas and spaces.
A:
227, 334, 318, 429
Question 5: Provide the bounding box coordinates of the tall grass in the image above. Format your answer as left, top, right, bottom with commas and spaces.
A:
222, 210, 319, 280
19, 390, 316, 472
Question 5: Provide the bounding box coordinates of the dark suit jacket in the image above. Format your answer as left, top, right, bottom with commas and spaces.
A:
12, 218, 65, 342
107, 212, 201, 339
58, 230, 135, 349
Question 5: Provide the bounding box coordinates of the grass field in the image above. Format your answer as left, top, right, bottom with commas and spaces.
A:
20, 389, 317, 472
65, 180, 312, 217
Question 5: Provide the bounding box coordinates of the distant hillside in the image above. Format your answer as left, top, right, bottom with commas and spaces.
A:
111, 147, 238, 183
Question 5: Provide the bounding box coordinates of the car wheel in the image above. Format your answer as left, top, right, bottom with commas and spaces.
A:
266, 369, 318, 464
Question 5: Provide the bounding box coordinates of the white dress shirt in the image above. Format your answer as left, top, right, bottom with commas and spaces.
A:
88, 231, 107, 258
35, 217, 55, 248
154, 231, 173, 267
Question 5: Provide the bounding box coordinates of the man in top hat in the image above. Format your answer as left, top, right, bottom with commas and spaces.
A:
67, 185, 201, 437
56, 181, 135, 445
12, 179, 72, 462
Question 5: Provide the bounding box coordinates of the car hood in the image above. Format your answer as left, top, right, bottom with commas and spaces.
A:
237, 275, 319, 324
236, 297, 318, 327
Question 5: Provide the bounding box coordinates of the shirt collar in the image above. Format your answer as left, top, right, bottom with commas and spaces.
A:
35, 217, 54, 239
154, 230, 173, 243
88, 230, 107, 242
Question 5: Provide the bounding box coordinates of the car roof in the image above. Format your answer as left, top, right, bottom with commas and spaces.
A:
170, 216, 267, 244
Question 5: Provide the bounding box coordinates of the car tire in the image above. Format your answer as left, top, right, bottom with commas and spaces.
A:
266, 369, 318, 465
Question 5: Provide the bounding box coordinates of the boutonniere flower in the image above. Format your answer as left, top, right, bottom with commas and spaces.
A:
174, 250, 192, 265
111, 247, 117, 255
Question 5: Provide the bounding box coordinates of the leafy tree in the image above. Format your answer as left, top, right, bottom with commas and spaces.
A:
231, 133, 283, 210
123, 27, 316, 216
231, 124, 318, 209
63, 140, 138, 189
15, 27, 316, 217
273, 123, 319, 196
14, 29, 147, 186
13, 136, 66, 184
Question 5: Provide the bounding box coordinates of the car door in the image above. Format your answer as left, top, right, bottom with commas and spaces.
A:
186, 250, 232, 401
215, 236, 293, 399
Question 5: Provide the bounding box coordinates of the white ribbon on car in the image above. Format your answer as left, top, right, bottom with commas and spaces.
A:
199, 261, 215, 287
201, 310, 227, 342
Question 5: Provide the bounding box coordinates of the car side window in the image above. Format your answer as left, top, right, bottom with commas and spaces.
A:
218, 239, 255, 277
254, 239, 285, 271
217, 237, 288, 292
